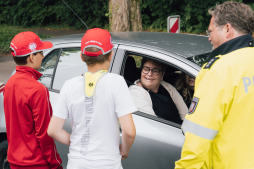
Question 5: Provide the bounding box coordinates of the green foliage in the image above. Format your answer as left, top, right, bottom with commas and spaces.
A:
141, 0, 218, 33
141, 0, 253, 33
0, 0, 109, 29
141, 0, 179, 30
0, 25, 23, 54
0, 25, 52, 54
0, 0, 253, 34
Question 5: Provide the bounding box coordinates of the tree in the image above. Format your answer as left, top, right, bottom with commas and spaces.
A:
109, 0, 142, 32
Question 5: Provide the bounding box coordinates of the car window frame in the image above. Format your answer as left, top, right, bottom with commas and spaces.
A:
39, 48, 62, 91
112, 44, 200, 77
134, 111, 181, 128
42, 44, 118, 93
115, 44, 201, 128
121, 52, 184, 128
52, 47, 86, 91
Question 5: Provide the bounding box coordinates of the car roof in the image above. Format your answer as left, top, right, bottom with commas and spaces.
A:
47, 32, 212, 58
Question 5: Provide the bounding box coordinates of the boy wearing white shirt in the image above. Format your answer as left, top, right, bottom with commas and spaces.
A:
47, 28, 137, 169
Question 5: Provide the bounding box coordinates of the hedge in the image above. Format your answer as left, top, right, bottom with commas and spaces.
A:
0, 0, 253, 33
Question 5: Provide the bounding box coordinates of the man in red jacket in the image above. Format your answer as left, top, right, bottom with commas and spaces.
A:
4, 31, 62, 169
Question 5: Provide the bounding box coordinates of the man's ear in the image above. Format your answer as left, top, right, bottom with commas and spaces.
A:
108, 51, 113, 62
225, 23, 234, 38
27, 53, 34, 63
80, 52, 85, 62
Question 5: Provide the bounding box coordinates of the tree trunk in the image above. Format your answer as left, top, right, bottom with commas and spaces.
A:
109, 0, 142, 32
130, 0, 142, 31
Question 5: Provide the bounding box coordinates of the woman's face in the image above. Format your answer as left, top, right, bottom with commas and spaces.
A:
140, 60, 164, 93
185, 74, 195, 89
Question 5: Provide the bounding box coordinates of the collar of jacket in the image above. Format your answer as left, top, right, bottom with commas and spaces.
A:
16, 66, 43, 80
207, 34, 254, 61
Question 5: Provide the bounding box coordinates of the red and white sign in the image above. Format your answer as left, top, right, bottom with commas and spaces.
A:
167, 15, 180, 33
0, 84, 5, 93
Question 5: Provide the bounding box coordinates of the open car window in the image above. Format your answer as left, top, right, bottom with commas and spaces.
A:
122, 52, 194, 125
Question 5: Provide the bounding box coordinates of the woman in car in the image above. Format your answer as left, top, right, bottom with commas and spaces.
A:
175, 73, 195, 107
129, 58, 188, 124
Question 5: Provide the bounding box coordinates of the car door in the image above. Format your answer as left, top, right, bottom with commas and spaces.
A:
123, 113, 184, 169
112, 44, 200, 169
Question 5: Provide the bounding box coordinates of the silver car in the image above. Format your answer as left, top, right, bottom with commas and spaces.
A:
0, 32, 212, 169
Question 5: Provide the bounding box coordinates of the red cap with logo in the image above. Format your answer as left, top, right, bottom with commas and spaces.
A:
10, 31, 53, 57
81, 28, 113, 57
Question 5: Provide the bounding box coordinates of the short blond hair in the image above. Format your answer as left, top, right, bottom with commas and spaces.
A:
81, 47, 111, 66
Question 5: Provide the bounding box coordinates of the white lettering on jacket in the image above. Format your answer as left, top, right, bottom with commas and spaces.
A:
242, 76, 254, 93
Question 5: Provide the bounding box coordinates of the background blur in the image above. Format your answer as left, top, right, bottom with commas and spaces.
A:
1, 0, 254, 53
0, 0, 254, 83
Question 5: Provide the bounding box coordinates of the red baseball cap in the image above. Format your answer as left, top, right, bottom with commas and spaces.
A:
81, 28, 113, 57
10, 31, 53, 57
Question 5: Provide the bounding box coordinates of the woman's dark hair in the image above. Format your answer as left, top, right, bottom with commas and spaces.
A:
175, 72, 193, 105
141, 57, 167, 72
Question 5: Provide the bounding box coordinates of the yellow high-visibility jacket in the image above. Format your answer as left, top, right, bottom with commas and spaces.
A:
175, 36, 254, 169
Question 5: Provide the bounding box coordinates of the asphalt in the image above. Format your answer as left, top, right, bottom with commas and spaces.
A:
0, 55, 15, 84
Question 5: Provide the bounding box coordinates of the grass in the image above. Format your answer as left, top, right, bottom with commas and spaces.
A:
0, 25, 52, 54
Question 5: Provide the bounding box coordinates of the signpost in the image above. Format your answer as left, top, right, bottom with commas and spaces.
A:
167, 15, 180, 33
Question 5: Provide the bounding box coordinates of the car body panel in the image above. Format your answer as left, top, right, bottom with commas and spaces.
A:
122, 113, 184, 169
0, 92, 6, 133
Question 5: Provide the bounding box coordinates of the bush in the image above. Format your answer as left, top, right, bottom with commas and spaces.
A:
0, 0, 109, 29
0, 0, 253, 34
0, 25, 51, 54
140, 0, 252, 33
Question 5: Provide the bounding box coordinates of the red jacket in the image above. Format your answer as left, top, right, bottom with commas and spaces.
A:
4, 66, 62, 169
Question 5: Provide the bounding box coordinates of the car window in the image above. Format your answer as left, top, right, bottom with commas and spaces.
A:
38, 49, 60, 88
187, 52, 210, 67
132, 55, 142, 68
123, 53, 192, 125
53, 48, 87, 90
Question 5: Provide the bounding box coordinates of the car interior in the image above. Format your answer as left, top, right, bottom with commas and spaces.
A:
123, 54, 181, 87
122, 54, 192, 125
124, 56, 138, 86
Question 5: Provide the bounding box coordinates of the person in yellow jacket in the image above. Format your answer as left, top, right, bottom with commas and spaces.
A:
175, 1, 254, 169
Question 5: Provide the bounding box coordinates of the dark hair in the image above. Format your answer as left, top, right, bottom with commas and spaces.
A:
141, 57, 167, 72
13, 56, 29, 65
175, 72, 194, 106
11, 49, 42, 65
175, 73, 189, 101
81, 47, 111, 66
10, 48, 29, 65
208, 1, 254, 34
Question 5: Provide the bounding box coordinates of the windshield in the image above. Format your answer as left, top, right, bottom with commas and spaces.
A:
187, 52, 210, 67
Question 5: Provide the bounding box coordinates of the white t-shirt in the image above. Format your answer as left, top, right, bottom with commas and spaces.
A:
54, 73, 137, 169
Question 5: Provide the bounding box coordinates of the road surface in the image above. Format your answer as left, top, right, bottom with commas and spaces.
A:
0, 55, 15, 84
